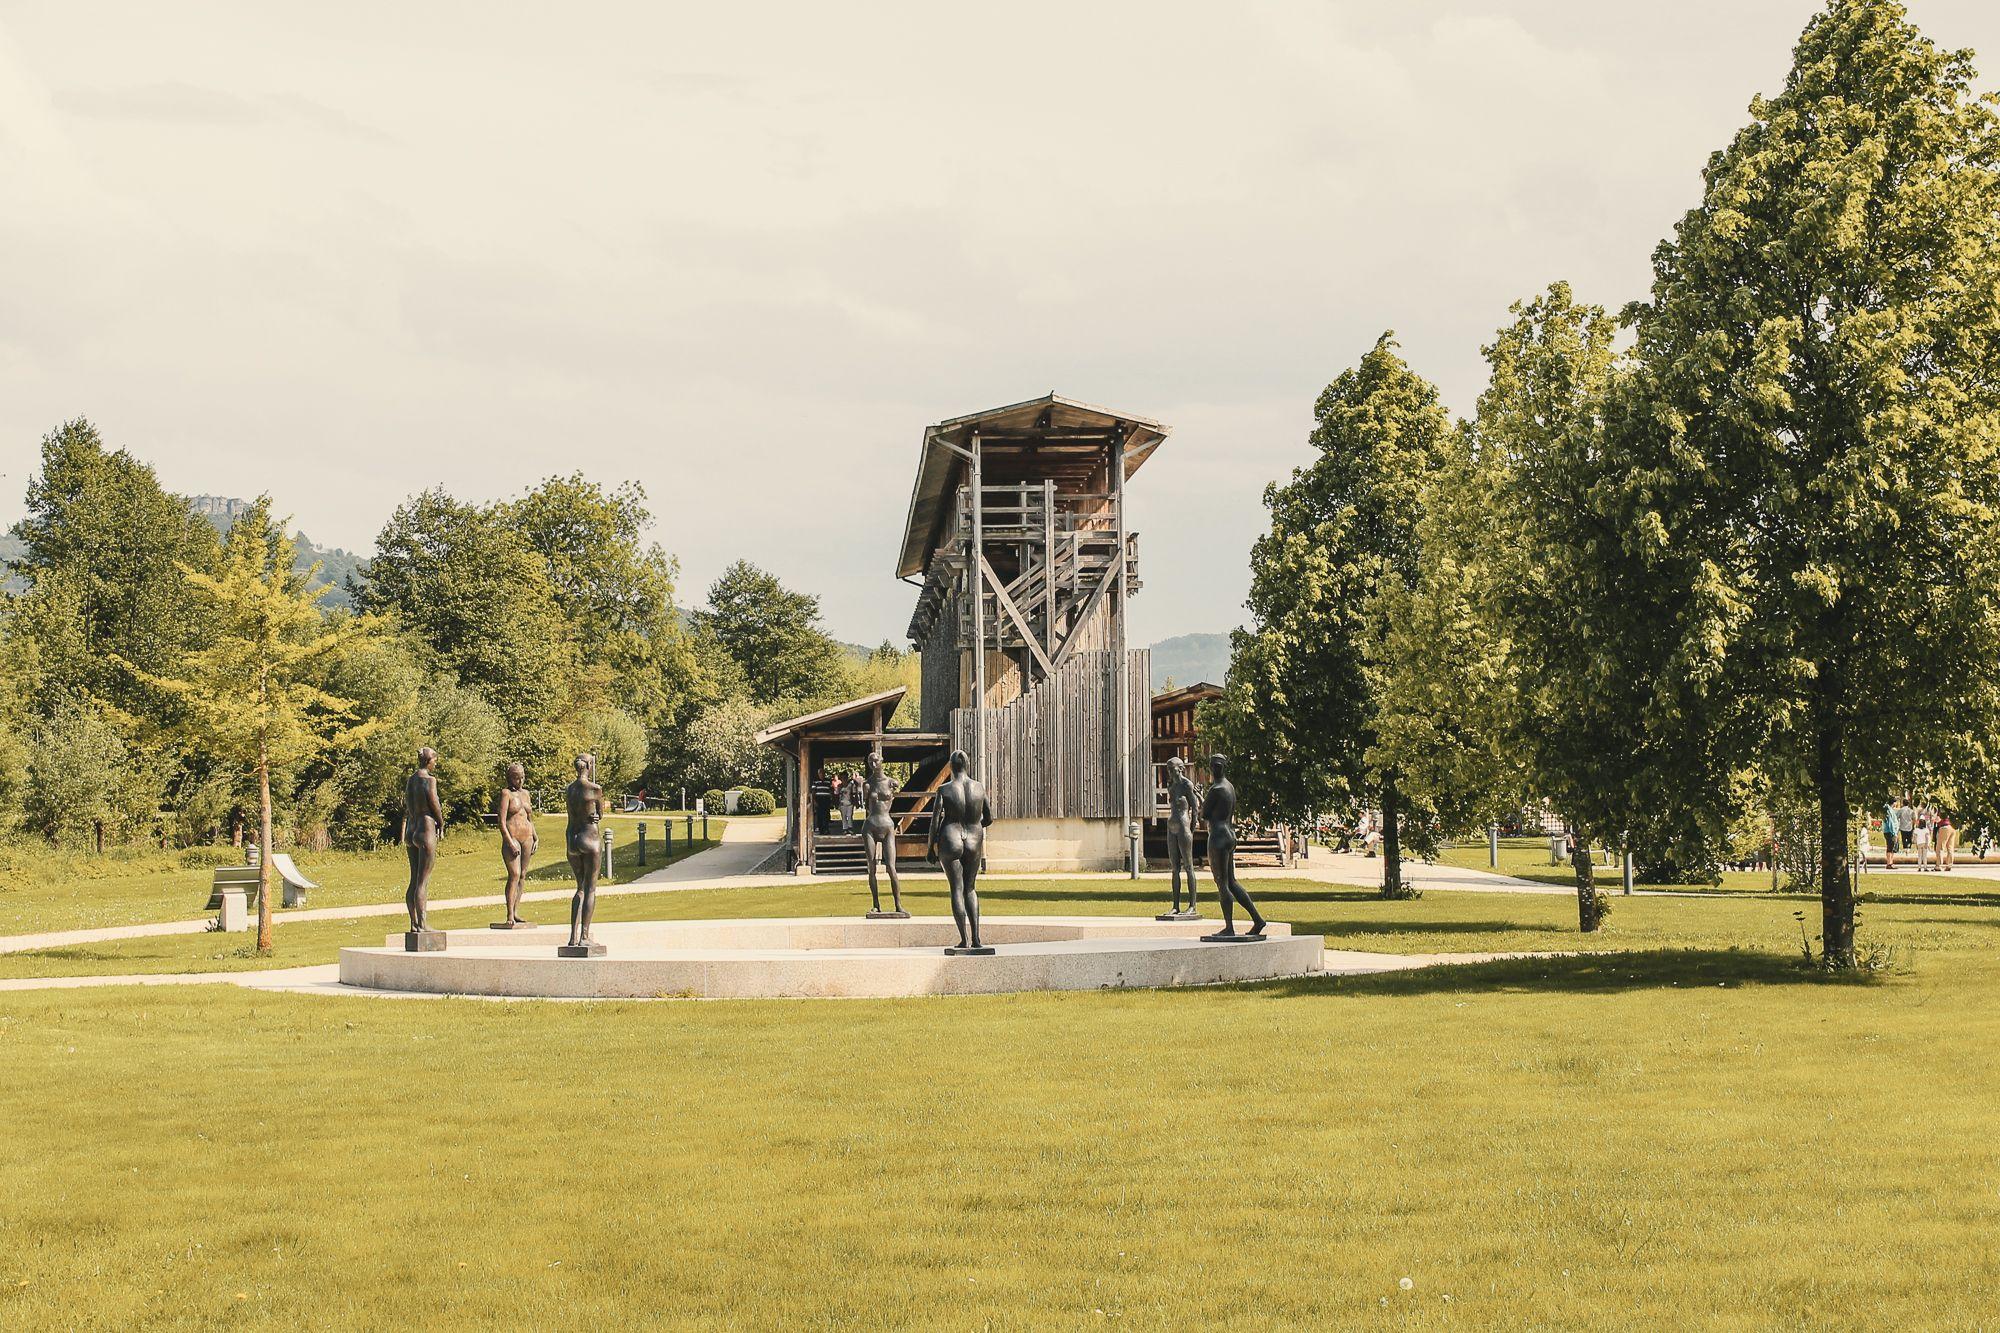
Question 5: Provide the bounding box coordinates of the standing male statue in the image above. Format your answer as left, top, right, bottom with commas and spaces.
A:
493, 762, 536, 930
1156, 754, 1202, 921
926, 749, 994, 955
1200, 754, 1268, 941
863, 749, 908, 919
402, 747, 445, 950
560, 753, 606, 957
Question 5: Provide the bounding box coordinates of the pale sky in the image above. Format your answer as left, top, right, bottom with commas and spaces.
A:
4, 1, 1997, 647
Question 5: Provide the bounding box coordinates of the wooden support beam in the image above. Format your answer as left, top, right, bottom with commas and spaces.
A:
980, 554, 1055, 677
1051, 560, 1120, 667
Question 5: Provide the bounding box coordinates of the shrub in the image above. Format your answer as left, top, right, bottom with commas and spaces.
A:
737, 788, 776, 816
700, 788, 728, 813
177, 845, 241, 870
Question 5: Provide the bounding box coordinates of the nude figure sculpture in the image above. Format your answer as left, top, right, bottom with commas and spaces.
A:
494, 762, 536, 929
402, 747, 444, 939
1160, 754, 1201, 919
1201, 754, 1268, 941
926, 749, 994, 954
561, 753, 606, 956
863, 749, 907, 918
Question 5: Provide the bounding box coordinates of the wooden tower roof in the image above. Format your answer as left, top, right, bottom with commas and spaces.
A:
894, 394, 1169, 579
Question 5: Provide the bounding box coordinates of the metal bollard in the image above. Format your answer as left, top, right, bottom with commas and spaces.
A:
1622, 850, 1634, 895
685, 814, 694, 843
1488, 822, 1500, 868
637, 821, 648, 866
603, 829, 615, 882
702, 813, 709, 841
663, 822, 673, 862
1127, 821, 1141, 879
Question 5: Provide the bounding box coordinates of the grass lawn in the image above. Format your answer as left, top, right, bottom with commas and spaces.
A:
0, 814, 725, 940
2, 889, 1997, 1327
1434, 835, 2000, 894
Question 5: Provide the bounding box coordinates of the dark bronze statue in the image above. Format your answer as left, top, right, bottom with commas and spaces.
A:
402, 747, 444, 943
493, 762, 536, 929
1201, 754, 1267, 941
927, 749, 993, 954
863, 749, 907, 918
1158, 754, 1201, 920
561, 753, 606, 956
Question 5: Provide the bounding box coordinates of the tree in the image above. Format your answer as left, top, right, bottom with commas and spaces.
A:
11, 419, 221, 708
693, 561, 851, 706
21, 700, 152, 849
1207, 334, 1457, 896
359, 488, 575, 765
680, 695, 785, 795
1615, 0, 2000, 964
121, 503, 386, 951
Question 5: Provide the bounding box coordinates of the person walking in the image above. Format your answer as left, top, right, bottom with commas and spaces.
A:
1937, 808, 1958, 871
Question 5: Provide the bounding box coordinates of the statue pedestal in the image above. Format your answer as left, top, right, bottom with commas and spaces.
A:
865, 910, 912, 920
403, 930, 447, 952
216, 890, 249, 933
943, 945, 996, 956
488, 921, 536, 930
1155, 910, 1202, 922
1200, 932, 1265, 944
557, 943, 607, 958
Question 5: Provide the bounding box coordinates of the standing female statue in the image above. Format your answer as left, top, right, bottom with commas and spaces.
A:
927, 749, 994, 954
402, 746, 443, 942
1157, 754, 1201, 920
561, 753, 606, 957
1201, 754, 1267, 941
493, 762, 536, 929
862, 749, 908, 918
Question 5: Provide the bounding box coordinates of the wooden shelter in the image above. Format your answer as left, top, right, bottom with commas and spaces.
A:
901, 394, 1158, 868
752, 686, 951, 875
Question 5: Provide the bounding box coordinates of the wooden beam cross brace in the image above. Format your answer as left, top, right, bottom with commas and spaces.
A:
980, 554, 1055, 676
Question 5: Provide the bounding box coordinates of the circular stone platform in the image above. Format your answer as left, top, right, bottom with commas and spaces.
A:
337, 916, 1323, 999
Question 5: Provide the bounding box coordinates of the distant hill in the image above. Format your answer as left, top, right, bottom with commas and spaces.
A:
1148, 631, 1232, 691
190, 495, 366, 609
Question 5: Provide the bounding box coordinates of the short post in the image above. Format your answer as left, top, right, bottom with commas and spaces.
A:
663, 822, 673, 862
702, 813, 709, 841
637, 821, 648, 866
1488, 822, 1499, 869
1622, 849, 1634, 895
685, 813, 694, 843
603, 829, 615, 883
1127, 821, 1141, 879
217, 890, 248, 932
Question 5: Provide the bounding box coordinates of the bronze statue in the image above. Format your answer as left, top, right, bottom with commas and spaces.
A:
1157, 754, 1201, 920
561, 753, 606, 957
1201, 754, 1267, 941
863, 749, 907, 918
493, 762, 536, 929
927, 749, 994, 954
402, 747, 444, 943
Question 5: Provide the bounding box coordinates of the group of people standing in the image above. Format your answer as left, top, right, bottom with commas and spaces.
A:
1874, 795, 1959, 872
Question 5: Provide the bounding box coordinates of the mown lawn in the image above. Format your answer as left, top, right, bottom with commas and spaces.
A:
0, 814, 725, 939
1433, 835, 2000, 894
1, 902, 1996, 1328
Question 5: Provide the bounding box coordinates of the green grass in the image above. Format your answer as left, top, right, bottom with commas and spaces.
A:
0, 814, 726, 939
1434, 835, 2000, 894
2, 868, 1989, 982
2, 901, 1997, 1326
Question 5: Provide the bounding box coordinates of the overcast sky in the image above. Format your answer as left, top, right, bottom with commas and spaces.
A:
4, 1, 1998, 647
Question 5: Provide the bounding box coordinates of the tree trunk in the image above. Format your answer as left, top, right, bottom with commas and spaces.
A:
1816, 721, 1854, 968
256, 743, 274, 955
1380, 772, 1414, 898
1571, 825, 1604, 931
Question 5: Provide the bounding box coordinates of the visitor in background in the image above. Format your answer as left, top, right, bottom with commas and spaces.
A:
1897, 796, 1916, 865
1913, 805, 1934, 872
1882, 797, 1900, 868
842, 770, 863, 835
1937, 809, 1958, 872
1857, 815, 1872, 873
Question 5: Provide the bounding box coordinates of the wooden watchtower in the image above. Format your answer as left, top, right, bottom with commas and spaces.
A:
899, 395, 1160, 870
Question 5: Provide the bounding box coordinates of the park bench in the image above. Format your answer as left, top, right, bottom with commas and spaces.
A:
204, 852, 319, 919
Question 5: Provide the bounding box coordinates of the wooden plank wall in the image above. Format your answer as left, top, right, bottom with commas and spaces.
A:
950, 648, 1152, 820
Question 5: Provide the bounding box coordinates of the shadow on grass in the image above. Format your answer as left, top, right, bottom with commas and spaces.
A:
1240, 948, 1867, 997
1859, 891, 2000, 910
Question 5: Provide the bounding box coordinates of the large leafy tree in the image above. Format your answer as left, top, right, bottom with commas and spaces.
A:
1616, 0, 2000, 965
122, 504, 386, 951
693, 561, 851, 707
1208, 335, 1456, 896
359, 488, 575, 768
10, 419, 221, 709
